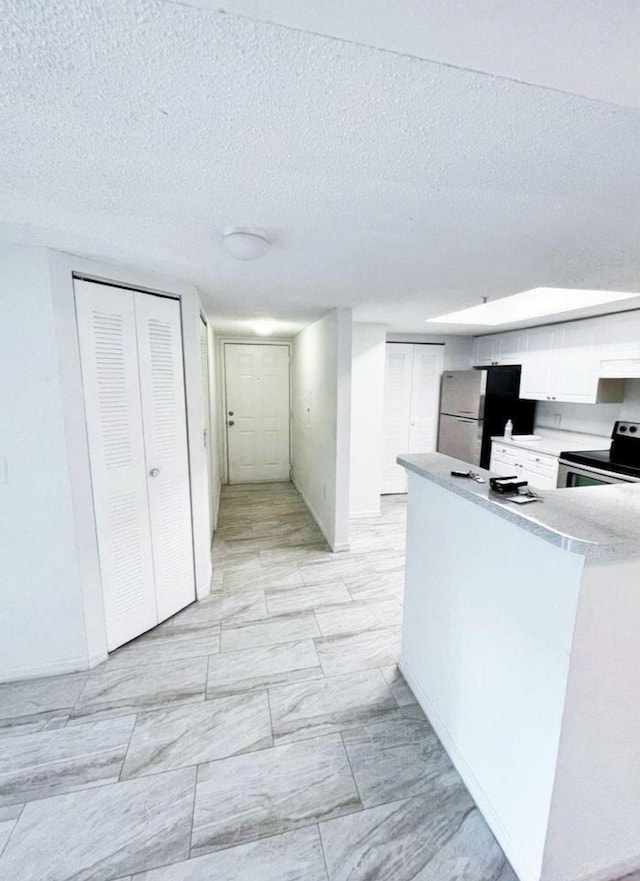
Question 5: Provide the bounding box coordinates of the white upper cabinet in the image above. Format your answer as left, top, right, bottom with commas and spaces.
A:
552, 322, 602, 403
473, 335, 498, 366
475, 311, 637, 401
473, 332, 525, 366
519, 327, 556, 400
599, 312, 640, 378
521, 320, 625, 404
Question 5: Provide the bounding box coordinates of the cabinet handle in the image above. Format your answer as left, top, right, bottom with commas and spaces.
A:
149, 468, 160, 478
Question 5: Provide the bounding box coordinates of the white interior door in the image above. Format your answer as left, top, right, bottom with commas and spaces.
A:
224, 343, 290, 483
408, 345, 445, 453
75, 280, 158, 650
382, 344, 413, 494
135, 292, 195, 623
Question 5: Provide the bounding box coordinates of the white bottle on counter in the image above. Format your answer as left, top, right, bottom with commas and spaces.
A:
505, 419, 513, 439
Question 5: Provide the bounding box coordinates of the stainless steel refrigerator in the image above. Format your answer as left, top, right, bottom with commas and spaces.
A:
437, 367, 536, 468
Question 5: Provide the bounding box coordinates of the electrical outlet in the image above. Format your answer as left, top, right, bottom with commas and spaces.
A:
0, 457, 7, 485
554, 414, 562, 428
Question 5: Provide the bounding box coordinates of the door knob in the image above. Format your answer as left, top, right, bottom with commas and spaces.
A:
149, 468, 160, 477
228, 420, 235, 426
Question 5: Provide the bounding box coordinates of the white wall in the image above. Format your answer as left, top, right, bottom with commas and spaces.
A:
291, 308, 352, 551
536, 380, 640, 436
0, 246, 91, 680
0, 245, 214, 681
349, 324, 387, 517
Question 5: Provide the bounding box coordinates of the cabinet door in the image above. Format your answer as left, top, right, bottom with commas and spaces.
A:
408, 346, 444, 454
491, 454, 520, 477
135, 293, 195, 623
473, 335, 498, 366
553, 323, 600, 403
382, 345, 413, 493
520, 327, 556, 400
75, 281, 158, 651
600, 312, 640, 359
497, 332, 524, 364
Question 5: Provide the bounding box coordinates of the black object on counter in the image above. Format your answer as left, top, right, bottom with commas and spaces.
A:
490, 476, 529, 494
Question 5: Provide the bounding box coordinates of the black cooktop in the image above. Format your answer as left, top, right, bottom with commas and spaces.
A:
560, 420, 640, 478
559, 448, 640, 479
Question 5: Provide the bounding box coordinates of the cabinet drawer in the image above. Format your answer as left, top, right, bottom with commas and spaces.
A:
492, 444, 519, 461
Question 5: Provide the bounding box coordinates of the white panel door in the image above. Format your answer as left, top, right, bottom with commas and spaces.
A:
224, 343, 290, 483
75, 280, 158, 650
408, 346, 445, 454
382, 344, 413, 494
135, 292, 195, 623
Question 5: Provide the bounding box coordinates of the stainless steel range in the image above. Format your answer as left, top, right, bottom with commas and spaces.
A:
558, 421, 640, 487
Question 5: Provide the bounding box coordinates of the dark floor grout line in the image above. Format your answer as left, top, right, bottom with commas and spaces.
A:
117, 712, 140, 782
316, 823, 332, 881
186, 761, 199, 859
0, 802, 26, 859
339, 730, 365, 809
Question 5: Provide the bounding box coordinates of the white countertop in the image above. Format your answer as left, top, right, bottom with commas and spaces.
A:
490, 429, 610, 458
397, 452, 640, 558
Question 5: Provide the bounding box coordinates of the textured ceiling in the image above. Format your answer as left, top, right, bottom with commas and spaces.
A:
217, 1, 640, 109
2, 1, 640, 333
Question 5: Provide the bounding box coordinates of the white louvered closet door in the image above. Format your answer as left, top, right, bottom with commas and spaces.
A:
134, 292, 195, 623
408, 346, 445, 454
381, 344, 413, 494
75, 281, 158, 649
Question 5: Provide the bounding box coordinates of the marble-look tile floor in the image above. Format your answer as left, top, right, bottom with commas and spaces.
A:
0, 482, 522, 881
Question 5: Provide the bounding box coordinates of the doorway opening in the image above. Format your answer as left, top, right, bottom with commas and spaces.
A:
222, 342, 291, 484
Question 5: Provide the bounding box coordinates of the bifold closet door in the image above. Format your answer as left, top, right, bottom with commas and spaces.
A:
75, 281, 158, 650
75, 280, 195, 651
407, 345, 444, 453
382, 343, 444, 495
135, 292, 195, 623
381, 344, 413, 494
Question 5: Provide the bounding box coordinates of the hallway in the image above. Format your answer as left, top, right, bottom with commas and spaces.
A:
0, 483, 516, 880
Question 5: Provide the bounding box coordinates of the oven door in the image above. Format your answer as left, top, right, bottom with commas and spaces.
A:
557, 460, 640, 488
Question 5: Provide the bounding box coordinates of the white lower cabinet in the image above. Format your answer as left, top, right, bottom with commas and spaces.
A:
75, 280, 195, 651
490, 443, 559, 490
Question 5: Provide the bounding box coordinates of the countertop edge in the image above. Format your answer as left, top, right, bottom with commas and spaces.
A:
397, 454, 635, 559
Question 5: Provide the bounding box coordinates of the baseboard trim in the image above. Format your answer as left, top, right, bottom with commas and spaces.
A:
349, 508, 380, 519
0, 654, 93, 683
292, 477, 349, 553
197, 561, 213, 602
400, 655, 539, 881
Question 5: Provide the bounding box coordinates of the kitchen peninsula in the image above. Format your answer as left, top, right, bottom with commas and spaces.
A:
397, 452, 640, 881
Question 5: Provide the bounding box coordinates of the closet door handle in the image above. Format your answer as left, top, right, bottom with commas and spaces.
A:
149, 468, 160, 477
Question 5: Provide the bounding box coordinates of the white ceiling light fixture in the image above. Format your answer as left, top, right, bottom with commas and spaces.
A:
223, 226, 272, 261
253, 318, 276, 336
426, 287, 639, 326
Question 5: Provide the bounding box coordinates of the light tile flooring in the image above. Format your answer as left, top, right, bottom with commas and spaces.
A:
0, 482, 522, 881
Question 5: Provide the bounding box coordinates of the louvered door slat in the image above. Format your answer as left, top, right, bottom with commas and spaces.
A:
74, 280, 158, 650
408, 347, 444, 454
135, 293, 195, 622
381, 344, 413, 494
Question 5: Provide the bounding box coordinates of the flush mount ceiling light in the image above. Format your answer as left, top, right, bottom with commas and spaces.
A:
223, 226, 272, 261
253, 318, 275, 336
425, 287, 639, 326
